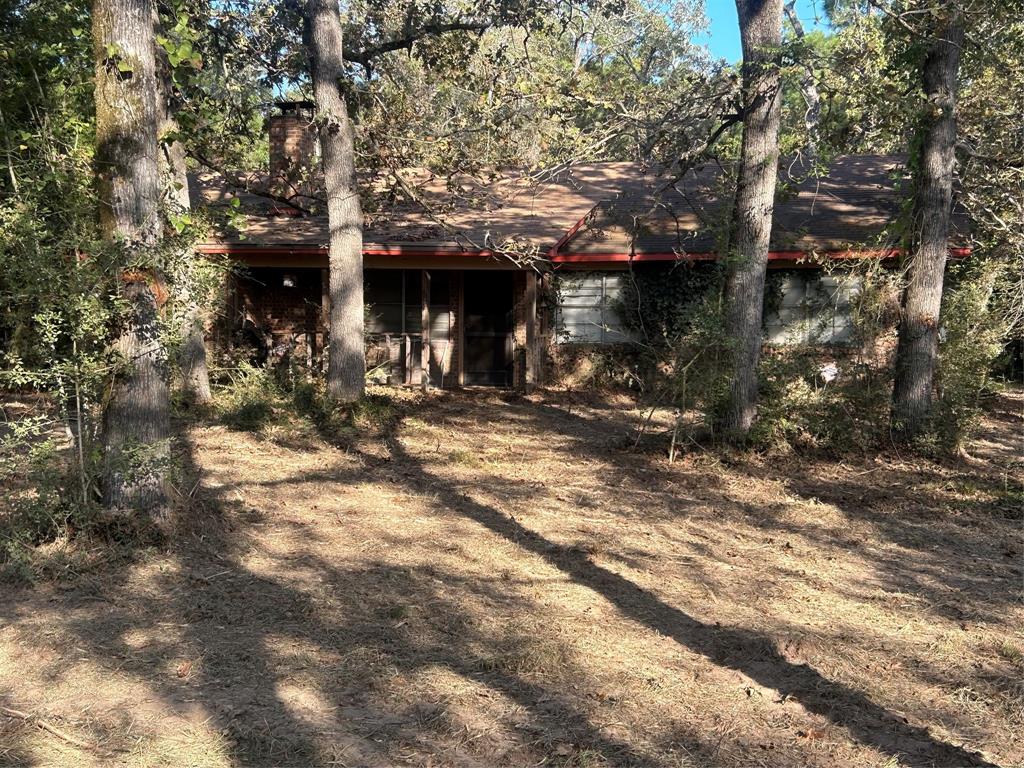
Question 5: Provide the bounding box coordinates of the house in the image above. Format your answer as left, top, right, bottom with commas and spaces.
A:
194, 103, 969, 388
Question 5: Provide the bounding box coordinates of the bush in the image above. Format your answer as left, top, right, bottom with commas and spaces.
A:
0, 412, 93, 582
929, 262, 1009, 453
215, 364, 280, 431
749, 350, 892, 453
211, 360, 402, 447
292, 382, 400, 443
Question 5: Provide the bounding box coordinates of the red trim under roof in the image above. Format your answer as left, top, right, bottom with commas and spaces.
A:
198, 243, 972, 262
550, 247, 972, 264
197, 244, 501, 257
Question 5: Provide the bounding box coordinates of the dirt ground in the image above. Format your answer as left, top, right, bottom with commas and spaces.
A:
1, 387, 1022, 767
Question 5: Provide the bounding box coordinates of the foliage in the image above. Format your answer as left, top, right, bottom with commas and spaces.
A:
215, 363, 280, 431
607, 260, 911, 453
602, 263, 733, 435
617, 262, 725, 345
212, 360, 400, 445
928, 261, 1011, 452
748, 349, 892, 452
0, 413, 79, 581
0, 0, 231, 546
354, 0, 729, 176
0, 0, 111, 519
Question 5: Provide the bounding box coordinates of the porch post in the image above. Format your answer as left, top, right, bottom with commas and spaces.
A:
320, 268, 330, 373
421, 270, 430, 391
525, 270, 538, 388
456, 271, 465, 386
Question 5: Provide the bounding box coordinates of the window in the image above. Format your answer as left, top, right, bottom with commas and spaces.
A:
364, 269, 455, 335
554, 272, 630, 344
364, 270, 405, 334
764, 272, 860, 345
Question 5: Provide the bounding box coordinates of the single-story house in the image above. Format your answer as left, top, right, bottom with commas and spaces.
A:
194, 102, 968, 388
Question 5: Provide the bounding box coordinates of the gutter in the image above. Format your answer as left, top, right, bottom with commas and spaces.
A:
196, 244, 500, 258
197, 243, 972, 263
549, 247, 972, 265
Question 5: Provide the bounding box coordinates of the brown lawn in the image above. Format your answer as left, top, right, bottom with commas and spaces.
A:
1, 388, 1022, 767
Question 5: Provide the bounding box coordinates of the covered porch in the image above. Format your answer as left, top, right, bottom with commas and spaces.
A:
223, 259, 542, 389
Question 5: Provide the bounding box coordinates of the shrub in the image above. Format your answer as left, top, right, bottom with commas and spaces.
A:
749, 350, 892, 453
215, 363, 281, 431
929, 262, 1010, 453
0, 413, 92, 582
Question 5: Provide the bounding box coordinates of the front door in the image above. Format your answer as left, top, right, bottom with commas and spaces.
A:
462, 271, 514, 386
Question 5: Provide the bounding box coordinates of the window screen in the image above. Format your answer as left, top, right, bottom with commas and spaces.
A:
764, 272, 860, 345
554, 273, 631, 344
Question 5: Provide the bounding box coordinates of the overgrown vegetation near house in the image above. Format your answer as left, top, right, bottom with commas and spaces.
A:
553, 258, 1013, 456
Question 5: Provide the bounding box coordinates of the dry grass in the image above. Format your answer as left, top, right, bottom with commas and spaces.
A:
1, 387, 1022, 767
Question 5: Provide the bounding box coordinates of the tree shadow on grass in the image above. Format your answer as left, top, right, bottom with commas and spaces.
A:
527, 396, 1022, 626
259, 391, 1011, 764
0, 424, 723, 766
0, 392, 1010, 766
375, 431, 997, 768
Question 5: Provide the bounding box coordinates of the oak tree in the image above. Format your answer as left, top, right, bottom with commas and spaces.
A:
718, 0, 785, 437
93, 0, 171, 516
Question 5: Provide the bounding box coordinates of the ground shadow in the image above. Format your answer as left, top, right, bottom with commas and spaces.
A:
0, 391, 1014, 766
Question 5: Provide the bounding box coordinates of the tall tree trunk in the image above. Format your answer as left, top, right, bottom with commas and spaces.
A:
892, 7, 964, 437
304, 0, 365, 402
719, 0, 784, 438
154, 29, 212, 404
784, 0, 821, 165
93, 0, 170, 517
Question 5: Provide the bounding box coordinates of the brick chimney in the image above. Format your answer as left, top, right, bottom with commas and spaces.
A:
269, 100, 316, 195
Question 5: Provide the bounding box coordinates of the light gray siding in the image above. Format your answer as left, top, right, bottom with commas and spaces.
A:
554, 273, 631, 344
764, 273, 861, 345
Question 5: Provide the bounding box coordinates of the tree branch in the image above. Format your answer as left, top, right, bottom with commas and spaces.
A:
344, 22, 489, 65
188, 149, 325, 215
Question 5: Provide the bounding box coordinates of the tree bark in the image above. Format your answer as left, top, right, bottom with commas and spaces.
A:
719, 0, 784, 438
892, 7, 964, 438
93, 0, 170, 516
784, 0, 821, 165
304, 0, 365, 402
154, 34, 212, 405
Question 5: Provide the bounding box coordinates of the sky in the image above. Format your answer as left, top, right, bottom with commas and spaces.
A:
696, 0, 831, 61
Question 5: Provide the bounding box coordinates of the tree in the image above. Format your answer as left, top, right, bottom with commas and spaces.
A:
302, 0, 366, 402
718, 0, 784, 437
93, 0, 171, 516
891, 3, 964, 438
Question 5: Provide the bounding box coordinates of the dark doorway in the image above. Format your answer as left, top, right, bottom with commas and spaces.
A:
463, 271, 514, 386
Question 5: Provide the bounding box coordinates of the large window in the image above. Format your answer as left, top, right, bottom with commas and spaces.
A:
764, 272, 860, 345
363, 269, 454, 386
554, 272, 630, 344
364, 270, 453, 335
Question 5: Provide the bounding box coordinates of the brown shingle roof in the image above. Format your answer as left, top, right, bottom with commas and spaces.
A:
192, 155, 967, 258
561, 155, 931, 256
192, 164, 635, 254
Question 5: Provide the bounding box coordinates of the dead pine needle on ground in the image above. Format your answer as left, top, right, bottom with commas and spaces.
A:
1, 387, 1022, 767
